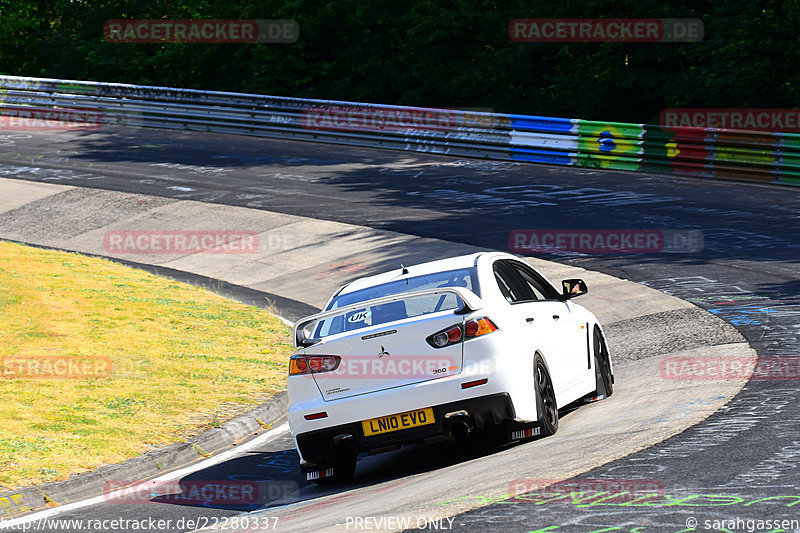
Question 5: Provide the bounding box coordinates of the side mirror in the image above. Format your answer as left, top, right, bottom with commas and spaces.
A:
561, 279, 588, 299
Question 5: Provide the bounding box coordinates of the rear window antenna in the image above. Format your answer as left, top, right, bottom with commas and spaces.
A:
401, 264, 409, 275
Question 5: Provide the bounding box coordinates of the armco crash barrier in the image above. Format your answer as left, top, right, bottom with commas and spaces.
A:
1, 75, 798, 187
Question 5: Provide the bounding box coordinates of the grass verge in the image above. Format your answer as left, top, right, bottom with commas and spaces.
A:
0, 241, 293, 489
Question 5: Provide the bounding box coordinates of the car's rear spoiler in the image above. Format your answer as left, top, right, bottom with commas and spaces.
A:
293, 287, 483, 348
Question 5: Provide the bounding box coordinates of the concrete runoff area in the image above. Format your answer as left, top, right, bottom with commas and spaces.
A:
0, 177, 754, 529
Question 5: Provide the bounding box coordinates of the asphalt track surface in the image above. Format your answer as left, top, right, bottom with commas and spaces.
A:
1, 128, 799, 533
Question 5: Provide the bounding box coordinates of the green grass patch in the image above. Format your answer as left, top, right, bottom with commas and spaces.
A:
0, 241, 293, 489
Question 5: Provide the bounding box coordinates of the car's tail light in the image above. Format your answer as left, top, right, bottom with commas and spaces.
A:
427, 317, 498, 348
429, 325, 462, 348
465, 317, 498, 338
289, 355, 341, 375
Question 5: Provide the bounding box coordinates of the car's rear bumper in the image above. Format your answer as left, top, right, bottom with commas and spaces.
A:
295, 393, 515, 467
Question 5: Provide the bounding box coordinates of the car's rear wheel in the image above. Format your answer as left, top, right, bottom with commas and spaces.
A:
592, 328, 614, 398
534, 355, 558, 436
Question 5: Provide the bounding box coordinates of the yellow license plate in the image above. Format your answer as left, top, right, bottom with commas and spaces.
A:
361, 407, 435, 437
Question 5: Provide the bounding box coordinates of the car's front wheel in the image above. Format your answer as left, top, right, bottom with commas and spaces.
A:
534, 355, 558, 436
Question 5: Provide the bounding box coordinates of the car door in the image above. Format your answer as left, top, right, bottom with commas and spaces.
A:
510, 260, 590, 394
491, 260, 572, 398
504, 260, 587, 398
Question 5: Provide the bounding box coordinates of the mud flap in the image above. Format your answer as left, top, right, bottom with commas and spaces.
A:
584, 352, 612, 403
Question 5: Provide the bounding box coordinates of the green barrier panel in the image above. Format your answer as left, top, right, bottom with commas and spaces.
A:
778, 133, 800, 156
775, 134, 800, 184
576, 120, 643, 170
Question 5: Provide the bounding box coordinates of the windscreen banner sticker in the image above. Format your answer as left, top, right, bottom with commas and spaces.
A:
348, 310, 371, 323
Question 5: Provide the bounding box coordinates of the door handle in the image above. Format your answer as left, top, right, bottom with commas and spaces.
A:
525, 317, 535, 323
552, 315, 560, 320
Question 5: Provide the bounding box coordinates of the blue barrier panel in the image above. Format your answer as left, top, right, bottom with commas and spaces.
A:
510, 115, 576, 134
510, 147, 573, 165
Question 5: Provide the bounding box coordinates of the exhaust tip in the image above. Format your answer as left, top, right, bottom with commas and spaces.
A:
449, 416, 474, 439
333, 433, 357, 450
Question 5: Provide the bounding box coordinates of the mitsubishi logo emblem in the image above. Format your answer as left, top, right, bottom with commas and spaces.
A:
378, 345, 390, 358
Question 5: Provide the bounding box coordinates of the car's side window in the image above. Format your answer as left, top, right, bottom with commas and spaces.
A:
493, 261, 535, 303
511, 261, 561, 300
512, 266, 546, 300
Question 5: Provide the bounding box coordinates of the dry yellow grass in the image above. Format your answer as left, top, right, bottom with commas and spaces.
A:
0, 241, 293, 490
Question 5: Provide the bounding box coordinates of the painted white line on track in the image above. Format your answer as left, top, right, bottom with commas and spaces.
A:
0, 422, 291, 528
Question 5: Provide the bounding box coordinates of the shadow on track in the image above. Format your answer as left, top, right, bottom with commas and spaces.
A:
148, 409, 583, 514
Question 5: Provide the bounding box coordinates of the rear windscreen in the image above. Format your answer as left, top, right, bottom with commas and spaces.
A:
310, 268, 479, 338
328, 267, 479, 310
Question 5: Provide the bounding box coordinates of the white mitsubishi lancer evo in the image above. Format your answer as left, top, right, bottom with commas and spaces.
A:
288, 252, 614, 483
